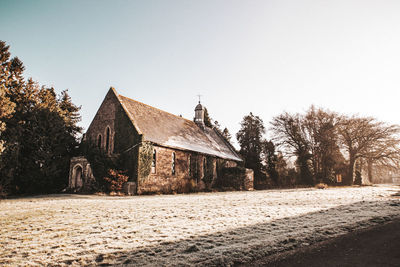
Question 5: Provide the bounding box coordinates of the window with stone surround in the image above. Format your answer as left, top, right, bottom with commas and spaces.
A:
105, 127, 111, 153
151, 149, 156, 174
97, 134, 102, 149
172, 152, 176, 175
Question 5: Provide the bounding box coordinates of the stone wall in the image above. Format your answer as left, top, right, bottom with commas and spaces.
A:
137, 144, 242, 194
68, 156, 95, 191
86, 89, 117, 154
85, 88, 141, 182
214, 167, 254, 191
138, 146, 196, 194
138, 145, 231, 194
244, 169, 254, 190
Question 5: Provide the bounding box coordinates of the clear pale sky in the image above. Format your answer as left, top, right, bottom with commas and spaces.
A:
1, 0, 400, 144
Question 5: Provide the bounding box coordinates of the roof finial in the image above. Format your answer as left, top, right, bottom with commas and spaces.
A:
197, 94, 202, 103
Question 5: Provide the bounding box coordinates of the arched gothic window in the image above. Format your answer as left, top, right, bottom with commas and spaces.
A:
105, 127, 111, 153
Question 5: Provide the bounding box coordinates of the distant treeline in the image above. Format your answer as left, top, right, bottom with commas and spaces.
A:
233, 108, 400, 188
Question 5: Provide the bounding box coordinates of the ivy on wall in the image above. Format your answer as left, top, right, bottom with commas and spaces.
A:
214, 166, 247, 190
216, 158, 228, 178
138, 142, 153, 183
81, 141, 119, 192
203, 156, 215, 185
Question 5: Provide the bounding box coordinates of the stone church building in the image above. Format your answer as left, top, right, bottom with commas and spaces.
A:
69, 87, 252, 194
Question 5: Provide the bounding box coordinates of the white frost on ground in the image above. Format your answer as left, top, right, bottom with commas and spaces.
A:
1, 185, 399, 266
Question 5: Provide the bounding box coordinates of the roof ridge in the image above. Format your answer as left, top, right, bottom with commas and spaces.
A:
112, 89, 242, 162
118, 94, 196, 124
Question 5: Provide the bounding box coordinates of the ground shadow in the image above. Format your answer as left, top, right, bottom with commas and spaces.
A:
79, 198, 400, 266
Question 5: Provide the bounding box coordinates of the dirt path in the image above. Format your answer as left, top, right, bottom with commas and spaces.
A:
248, 218, 400, 267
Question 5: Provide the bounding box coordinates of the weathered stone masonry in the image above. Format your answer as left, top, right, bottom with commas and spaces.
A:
68, 156, 94, 191
69, 87, 252, 194
138, 145, 234, 194
85, 89, 141, 182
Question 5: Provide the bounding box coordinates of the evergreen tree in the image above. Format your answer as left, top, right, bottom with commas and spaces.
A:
213, 120, 222, 132
59, 90, 82, 136
0, 46, 31, 192
2, 77, 40, 193
222, 127, 232, 142
262, 140, 279, 185
203, 108, 212, 127
0, 41, 16, 154
236, 112, 265, 184
0, 41, 82, 194
213, 121, 233, 143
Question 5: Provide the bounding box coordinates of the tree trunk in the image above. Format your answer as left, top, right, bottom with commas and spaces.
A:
346, 155, 355, 185
367, 158, 373, 184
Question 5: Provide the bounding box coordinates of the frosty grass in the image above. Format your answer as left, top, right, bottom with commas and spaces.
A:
1, 184, 399, 266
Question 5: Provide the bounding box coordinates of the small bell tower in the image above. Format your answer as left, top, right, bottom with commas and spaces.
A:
194, 96, 205, 129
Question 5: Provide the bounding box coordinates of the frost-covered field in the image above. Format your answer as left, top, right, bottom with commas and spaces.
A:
1, 185, 399, 266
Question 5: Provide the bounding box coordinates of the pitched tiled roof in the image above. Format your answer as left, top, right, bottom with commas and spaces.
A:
116, 93, 242, 162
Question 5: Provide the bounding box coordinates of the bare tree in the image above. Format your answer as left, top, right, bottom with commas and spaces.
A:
271, 111, 313, 185
303, 106, 344, 183
363, 123, 400, 183
337, 116, 400, 185
338, 116, 374, 185
271, 107, 345, 185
